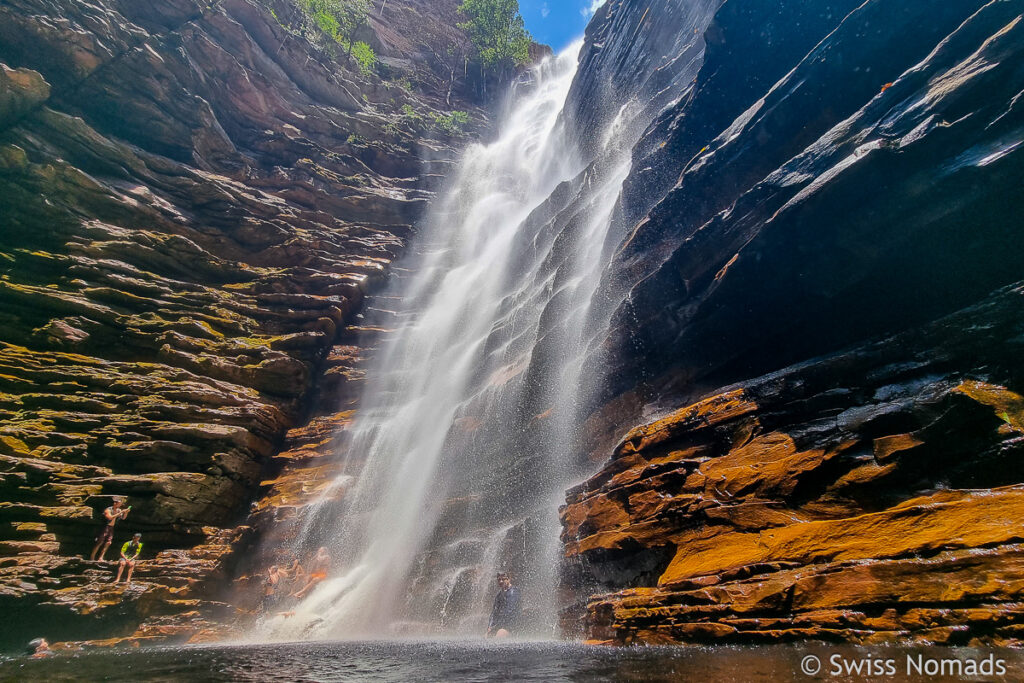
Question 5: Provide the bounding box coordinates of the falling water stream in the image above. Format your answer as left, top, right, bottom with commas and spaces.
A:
258, 40, 645, 641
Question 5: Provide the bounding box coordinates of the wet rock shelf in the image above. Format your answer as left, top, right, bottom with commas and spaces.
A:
563, 285, 1024, 645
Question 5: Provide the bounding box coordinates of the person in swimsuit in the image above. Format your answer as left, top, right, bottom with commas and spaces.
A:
282, 557, 305, 596
90, 497, 130, 562
292, 547, 330, 599
260, 564, 283, 613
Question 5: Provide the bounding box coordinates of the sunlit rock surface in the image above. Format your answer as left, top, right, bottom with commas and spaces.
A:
0, 0, 473, 648
3, 0, 1022, 651
564, 285, 1024, 644
562, 0, 1024, 645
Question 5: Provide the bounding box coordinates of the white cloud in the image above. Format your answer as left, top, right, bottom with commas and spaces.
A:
541, 2, 550, 18
581, 0, 604, 18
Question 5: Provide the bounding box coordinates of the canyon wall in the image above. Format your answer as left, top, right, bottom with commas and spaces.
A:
0, 0, 475, 649
562, 0, 1024, 646
3, 0, 1023, 651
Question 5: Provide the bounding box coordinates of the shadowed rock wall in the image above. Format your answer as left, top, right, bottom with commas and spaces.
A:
561, 0, 1024, 646
606, 0, 1024, 398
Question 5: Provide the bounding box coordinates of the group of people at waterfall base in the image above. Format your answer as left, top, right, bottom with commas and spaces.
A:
259, 556, 523, 637
89, 497, 144, 584
259, 546, 333, 616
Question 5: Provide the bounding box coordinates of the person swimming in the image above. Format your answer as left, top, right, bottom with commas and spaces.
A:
25, 637, 50, 658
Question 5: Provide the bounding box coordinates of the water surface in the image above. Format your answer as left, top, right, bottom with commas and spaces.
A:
2, 641, 1020, 682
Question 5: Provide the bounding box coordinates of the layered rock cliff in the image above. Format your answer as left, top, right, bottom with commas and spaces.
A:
0, 0, 476, 649
562, 0, 1024, 646
565, 285, 1024, 645
3, 0, 1022, 653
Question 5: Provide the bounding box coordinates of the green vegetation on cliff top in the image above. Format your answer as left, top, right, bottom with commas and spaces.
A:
459, 0, 531, 76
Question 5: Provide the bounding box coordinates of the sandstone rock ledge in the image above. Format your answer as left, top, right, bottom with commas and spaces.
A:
0, 0, 473, 649
562, 284, 1024, 646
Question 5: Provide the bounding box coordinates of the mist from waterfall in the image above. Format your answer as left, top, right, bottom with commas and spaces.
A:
258, 40, 643, 641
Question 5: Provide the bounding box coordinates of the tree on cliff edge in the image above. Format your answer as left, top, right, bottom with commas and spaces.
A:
458, 0, 531, 99
300, 0, 373, 63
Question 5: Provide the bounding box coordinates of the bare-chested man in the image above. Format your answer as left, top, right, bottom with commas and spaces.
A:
90, 497, 130, 561
292, 547, 330, 599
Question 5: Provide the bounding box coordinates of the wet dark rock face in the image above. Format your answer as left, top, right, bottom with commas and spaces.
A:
605, 0, 1024, 399
562, 0, 1024, 645
0, 0, 471, 649
565, 0, 720, 156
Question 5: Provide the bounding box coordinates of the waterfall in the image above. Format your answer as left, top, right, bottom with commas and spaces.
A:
259, 40, 645, 641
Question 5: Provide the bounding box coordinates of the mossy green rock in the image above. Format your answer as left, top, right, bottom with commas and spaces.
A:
0, 0, 472, 650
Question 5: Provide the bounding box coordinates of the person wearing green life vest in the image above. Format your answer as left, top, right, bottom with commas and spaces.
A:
114, 532, 143, 584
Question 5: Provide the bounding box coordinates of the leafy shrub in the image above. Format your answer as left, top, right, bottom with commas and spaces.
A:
297, 0, 373, 76
430, 110, 470, 135
299, 0, 343, 41
401, 103, 422, 122
351, 41, 378, 75
457, 0, 530, 74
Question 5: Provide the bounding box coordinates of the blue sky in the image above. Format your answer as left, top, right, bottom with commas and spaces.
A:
519, 0, 604, 53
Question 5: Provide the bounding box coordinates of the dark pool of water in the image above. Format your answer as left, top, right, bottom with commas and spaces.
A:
1, 640, 1021, 682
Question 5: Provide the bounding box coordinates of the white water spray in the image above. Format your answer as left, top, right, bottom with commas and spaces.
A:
261, 41, 643, 641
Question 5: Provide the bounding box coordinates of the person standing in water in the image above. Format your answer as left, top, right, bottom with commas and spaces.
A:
282, 556, 305, 594
260, 564, 283, 612
292, 547, 330, 599
486, 571, 521, 638
90, 497, 130, 561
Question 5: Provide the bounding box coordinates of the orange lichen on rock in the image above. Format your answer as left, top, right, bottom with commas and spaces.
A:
953, 380, 1024, 431
696, 432, 836, 499
582, 545, 1024, 646
660, 487, 1024, 587
615, 389, 757, 456
873, 433, 925, 460
562, 299, 1024, 645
